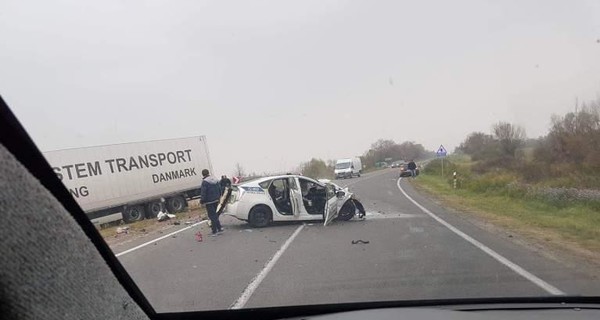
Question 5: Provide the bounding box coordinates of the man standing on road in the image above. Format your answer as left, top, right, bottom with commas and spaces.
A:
200, 169, 223, 236
219, 175, 231, 195
408, 160, 417, 179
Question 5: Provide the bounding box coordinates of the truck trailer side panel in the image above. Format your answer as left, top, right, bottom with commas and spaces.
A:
43, 136, 212, 214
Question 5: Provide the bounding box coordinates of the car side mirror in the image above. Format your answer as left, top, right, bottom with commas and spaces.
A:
336, 191, 345, 198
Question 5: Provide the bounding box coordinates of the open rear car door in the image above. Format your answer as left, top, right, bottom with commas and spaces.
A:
217, 187, 233, 214
323, 183, 339, 226
287, 177, 302, 217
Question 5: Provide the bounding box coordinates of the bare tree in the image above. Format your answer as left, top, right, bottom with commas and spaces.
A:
493, 122, 526, 157
300, 158, 331, 179
457, 132, 498, 160
543, 100, 600, 165
371, 139, 396, 151
326, 159, 336, 171
234, 163, 245, 177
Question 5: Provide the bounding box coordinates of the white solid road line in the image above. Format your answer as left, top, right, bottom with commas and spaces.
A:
230, 224, 305, 309
396, 178, 565, 296
115, 220, 207, 257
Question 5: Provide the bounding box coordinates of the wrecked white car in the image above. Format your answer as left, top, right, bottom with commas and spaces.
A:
218, 175, 365, 227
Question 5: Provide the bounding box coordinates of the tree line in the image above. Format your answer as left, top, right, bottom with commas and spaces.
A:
455, 98, 600, 186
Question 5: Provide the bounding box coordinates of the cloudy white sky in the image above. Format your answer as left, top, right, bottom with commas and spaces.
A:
1, 0, 599, 175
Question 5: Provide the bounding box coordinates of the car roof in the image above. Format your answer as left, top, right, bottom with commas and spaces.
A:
240, 174, 321, 186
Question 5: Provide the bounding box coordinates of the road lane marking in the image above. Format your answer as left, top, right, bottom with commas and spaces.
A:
230, 224, 305, 309
115, 220, 207, 257
396, 178, 565, 296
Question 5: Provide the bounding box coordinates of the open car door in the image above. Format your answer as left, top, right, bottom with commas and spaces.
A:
288, 184, 302, 217
323, 183, 339, 226
216, 186, 232, 214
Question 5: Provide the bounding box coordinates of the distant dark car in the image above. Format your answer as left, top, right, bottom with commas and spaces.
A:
399, 165, 419, 177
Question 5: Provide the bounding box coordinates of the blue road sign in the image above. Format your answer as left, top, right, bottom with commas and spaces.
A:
436, 145, 447, 157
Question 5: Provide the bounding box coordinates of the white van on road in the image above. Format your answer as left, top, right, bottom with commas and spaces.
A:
334, 157, 362, 179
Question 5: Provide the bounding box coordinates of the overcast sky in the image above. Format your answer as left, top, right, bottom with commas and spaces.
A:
1, 0, 599, 175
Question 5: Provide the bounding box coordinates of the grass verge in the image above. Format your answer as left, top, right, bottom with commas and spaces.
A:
413, 173, 600, 255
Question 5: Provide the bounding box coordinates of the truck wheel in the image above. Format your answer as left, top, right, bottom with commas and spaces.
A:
146, 201, 162, 219
166, 196, 186, 213
123, 205, 145, 223
336, 201, 355, 221
248, 205, 272, 228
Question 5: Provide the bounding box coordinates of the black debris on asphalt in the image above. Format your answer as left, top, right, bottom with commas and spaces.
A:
351, 240, 370, 244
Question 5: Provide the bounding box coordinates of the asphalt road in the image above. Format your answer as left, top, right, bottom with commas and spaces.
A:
115, 170, 600, 313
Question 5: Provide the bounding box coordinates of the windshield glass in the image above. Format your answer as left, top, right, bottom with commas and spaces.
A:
335, 162, 351, 170
2, 0, 600, 314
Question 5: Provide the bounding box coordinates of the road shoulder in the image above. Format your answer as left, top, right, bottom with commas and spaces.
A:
407, 178, 600, 280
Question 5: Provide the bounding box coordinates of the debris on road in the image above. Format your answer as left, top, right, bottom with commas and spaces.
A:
173, 221, 181, 225
116, 226, 129, 234
157, 211, 168, 221
243, 229, 253, 232
195, 232, 203, 242
351, 240, 370, 244
157, 211, 177, 221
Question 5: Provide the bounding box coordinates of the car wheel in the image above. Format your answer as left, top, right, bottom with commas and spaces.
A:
249, 205, 272, 228
123, 205, 145, 223
336, 201, 355, 221
145, 201, 162, 219
166, 196, 186, 213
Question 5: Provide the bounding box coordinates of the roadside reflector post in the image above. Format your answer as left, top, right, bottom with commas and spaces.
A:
453, 171, 457, 189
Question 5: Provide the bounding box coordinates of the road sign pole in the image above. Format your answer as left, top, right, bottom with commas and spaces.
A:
441, 157, 444, 177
